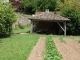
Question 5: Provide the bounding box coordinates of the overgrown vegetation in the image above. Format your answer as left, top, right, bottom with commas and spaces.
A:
44, 36, 62, 60
0, 1, 16, 36
60, 0, 80, 35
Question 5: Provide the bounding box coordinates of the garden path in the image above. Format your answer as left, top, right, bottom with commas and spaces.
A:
27, 37, 45, 60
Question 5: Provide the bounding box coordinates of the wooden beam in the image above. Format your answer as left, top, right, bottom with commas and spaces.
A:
30, 21, 39, 33
57, 22, 67, 36
30, 20, 33, 33
33, 21, 39, 28
64, 22, 66, 36
57, 22, 65, 32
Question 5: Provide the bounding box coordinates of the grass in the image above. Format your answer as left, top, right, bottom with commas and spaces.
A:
13, 25, 30, 33
0, 34, 40, 60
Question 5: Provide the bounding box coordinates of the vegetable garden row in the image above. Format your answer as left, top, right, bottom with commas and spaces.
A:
44, 36, 62, 60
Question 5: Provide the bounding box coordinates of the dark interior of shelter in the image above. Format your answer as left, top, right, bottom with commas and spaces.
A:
33, 21, 64, 35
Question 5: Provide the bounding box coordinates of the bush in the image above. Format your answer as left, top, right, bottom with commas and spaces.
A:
18, 23, 24, 29
61, 7, 80, 35
11, 0, 23, 12
0, 2, 16, 36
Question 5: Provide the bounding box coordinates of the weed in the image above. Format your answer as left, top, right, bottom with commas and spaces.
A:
78, 40, 80, 43
59, 38, 66, 44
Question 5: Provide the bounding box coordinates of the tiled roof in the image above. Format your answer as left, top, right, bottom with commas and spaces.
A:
29, 12, 70, 22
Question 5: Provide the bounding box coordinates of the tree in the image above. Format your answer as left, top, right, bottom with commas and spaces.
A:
60, 0, 80, 35
21, 0, 36, 14
36, 0, 57, 11
20, 0, 57, 13
56, 0, 80, 11
0, 1, 16, 36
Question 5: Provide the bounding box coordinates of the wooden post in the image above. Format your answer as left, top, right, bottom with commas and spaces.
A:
64, 22, 66, 36
30, 20, 33, 33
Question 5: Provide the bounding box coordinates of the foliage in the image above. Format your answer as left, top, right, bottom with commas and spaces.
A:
56, 0, 64, 11
18, 22, 25, 29
36, 0, 57, 11
44, 36, 62, 60
0, 34, 40, 60
56, 0, 80, 11
60, 0, 80, 35
20, 0, 35, 14
11, 0, 23, 12
0, 2, 16, 36
20, 0, 57, 14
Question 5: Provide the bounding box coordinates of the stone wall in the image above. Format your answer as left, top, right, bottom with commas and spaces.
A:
13, 13, 30, 28
3, 0, 9, 2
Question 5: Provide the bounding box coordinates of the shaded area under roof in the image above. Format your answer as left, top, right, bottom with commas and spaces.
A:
29, 12, 70, 22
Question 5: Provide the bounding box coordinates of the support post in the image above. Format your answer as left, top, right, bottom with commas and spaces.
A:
57, 22, 65, 32
64, 22, 66, 36
30, 20, 33, 33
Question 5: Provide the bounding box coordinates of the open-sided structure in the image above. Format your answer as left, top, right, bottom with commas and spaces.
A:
29, 11, 70, 36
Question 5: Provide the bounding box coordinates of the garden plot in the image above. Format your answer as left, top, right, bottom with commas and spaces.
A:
53, 38, 80, 60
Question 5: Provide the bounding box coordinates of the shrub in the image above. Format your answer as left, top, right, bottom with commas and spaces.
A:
18, 23, 24, 29
11, 0, 23, 12
61, 7, 80, 35
0, 2, 16, 36
60, 0, 80, 35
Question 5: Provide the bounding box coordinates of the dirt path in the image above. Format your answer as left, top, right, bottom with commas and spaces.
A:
53, 38, 80, 60
27, 37, 45, 60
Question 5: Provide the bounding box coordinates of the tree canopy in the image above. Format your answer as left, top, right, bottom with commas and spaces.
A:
60, 0, 80, 35
20, 0, 57, 13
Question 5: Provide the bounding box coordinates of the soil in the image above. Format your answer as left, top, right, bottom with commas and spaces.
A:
27, 37, 45, 60
53, 38, 80, 60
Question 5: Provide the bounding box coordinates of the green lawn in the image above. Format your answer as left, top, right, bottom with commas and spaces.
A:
0, 34, 40, 60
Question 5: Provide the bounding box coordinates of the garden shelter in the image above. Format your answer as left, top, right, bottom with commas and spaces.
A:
29, 10, 70, 36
